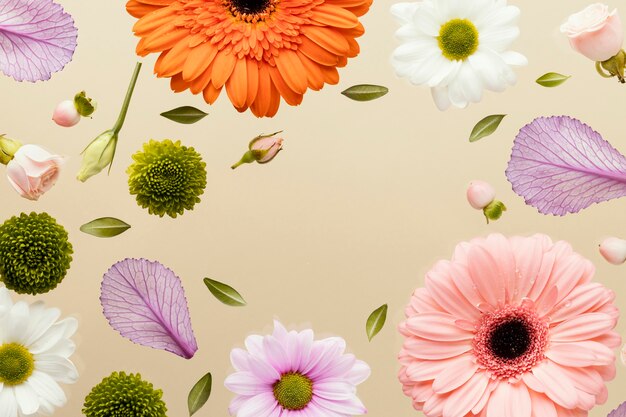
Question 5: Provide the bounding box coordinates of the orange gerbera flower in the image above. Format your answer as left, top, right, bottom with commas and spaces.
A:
126, 0, 372, 117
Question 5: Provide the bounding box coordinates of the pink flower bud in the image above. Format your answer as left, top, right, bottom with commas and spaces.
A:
466, 180, 496, 210
599, 237, 626, 265
251, 135, 284, 163
6, 144, 65, 201
561, 4, 624, 62
52, 100, 81, 127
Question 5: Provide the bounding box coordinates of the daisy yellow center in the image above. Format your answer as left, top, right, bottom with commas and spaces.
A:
0, 343, 35, 386
437, 18, 479, 61
273, 372, 313, 410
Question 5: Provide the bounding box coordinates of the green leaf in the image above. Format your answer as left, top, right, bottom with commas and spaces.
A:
203, 278, 246, 306
188, 372, 212, 416
341, 84, 389, 101
80, 217, 131, 238
535, 72, 571, 87
469, 114, 506, 143
160, 106, 208, 124
366, 304, 387, 341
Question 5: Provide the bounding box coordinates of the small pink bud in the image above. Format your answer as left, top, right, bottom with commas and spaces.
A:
466, 180, 496, 210
599, 237, 626, 265
251, 136, 284, 163
52, 100, 81, 127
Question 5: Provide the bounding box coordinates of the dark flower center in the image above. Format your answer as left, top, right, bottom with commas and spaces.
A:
488, 318, 531, 360
230, 0, 270, 15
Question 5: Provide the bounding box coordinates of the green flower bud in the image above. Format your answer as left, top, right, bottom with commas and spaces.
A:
483, 200, 507, 223
0, 135, 22, 165
74, 91, 97, 117
77, 130, 118, 182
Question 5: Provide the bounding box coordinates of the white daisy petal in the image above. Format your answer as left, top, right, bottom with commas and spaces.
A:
391, 2, 420, 24
392, 39, 438, 63
13, 384, 39, 416
475, 5, 520, 30
34, 355, 78, 384
412, 4, 441, 36
22, 303, 60, 347
0, 288, 13, 316
480, 26, 520, 52
27, 371, 66, 408
7, 302, 29, 343
431, 86, 451, 110
0, 387, 17, 417
501, 50, 528, 66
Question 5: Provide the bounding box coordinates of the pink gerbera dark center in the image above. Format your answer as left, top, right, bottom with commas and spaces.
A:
473, 304, 548, 379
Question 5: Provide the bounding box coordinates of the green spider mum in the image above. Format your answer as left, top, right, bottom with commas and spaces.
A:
127, 139, 207, 218
0, 212, 73, 295
83, 371, 167, 417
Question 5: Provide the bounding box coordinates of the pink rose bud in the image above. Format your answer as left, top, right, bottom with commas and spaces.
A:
6, 144, 65, 201
466, 180, 496, 210
599, 237, 626, 265
232, 131, 284, 169
561, 3, 624, 62
52, 100, 81, 127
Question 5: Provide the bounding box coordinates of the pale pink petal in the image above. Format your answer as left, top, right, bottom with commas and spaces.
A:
302, 338, 345, 375
406, 353, 472, 382
237, 393, 278, 417
404, 312, 473, 341
245, 335, 265, 358
229, 395, 249, 414
310, 354, 356, 381
467, 245, 506, 308
403, 338, 471, 360
224, 372, 269, 396
521, 372, 545, 393
546, 341, 614, 367
441, 372, 489, 417
529, 390, 557, 417
311, 395, 367, 415
558, 366, 604, 395
532, 361, 579, 409
408, 287, 444, 315
231, 348, 250, 371
422, 392, 448, 416
449, 263, 489, 311
432, 354, 478, 394
425, 261, 480, 321
549, 283, 612, 323
314, 380, 356, 400
289, 329, 314, 371
526, 252, 557, 302
550, 313, 614, 342
508, 235, 545, 302
247, 354, 281, 383
263, 335, 291, 374
344, 360, 370, 385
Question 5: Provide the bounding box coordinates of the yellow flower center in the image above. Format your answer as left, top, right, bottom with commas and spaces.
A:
0, 343, 34, 385
437, 18, 479, 61
273, 372, 313, 410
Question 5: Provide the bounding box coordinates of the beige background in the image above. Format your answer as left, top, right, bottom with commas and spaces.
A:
1, 0, 625, 415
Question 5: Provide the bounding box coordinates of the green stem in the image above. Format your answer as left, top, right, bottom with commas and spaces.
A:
595, 61, 613, 78
112, 62, 142, 134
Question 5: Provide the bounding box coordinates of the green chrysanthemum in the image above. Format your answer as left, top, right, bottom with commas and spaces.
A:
127, 139, 207, 218
0, 212, 73, 295
83, 371, 167, 417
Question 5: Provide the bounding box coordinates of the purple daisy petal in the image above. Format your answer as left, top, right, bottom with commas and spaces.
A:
0, 0, 77, 82
609, 402, 626, 417
506, 116, 626, 216
100, 258, 198, 359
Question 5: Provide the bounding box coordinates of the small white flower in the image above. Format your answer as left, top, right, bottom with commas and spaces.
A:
391, 0, 527, 110
0, 287, 78, 417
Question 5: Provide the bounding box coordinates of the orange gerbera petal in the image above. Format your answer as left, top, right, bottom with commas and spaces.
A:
126, 0, 371, 117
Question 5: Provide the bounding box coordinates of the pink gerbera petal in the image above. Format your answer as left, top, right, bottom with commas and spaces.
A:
398, 233, 620, 417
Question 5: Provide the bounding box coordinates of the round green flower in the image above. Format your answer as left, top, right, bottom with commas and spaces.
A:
127, 139, 207, 218
83, 371, 167, 417
0, 212, 73, 295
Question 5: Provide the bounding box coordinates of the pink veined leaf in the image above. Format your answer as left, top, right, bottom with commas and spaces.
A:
101, 258, 198, 359
0, 0, 78, 82
506, 116, 626, 216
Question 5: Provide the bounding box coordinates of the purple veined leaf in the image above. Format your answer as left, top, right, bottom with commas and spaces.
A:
609, 402, 626, 417
100, 258, 198, 359
0, 0, 78, 82
506, 116, 626, 216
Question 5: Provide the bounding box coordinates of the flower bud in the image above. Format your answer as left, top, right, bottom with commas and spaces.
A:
76, 130, 118, 182
7, 144, 65, 200
466, 180, 496, 209
232, 131, 284, 169
599, 237, 626, 265
561, 4, 624, 62
53, 100, 81, 127
483, 200, 507, 223
0, 135, 23, 165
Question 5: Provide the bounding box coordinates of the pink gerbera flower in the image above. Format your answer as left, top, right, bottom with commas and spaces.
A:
398, 233, 620, 417
225, 320, 370, 417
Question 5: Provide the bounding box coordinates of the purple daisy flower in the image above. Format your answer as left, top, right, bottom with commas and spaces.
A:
225, 321, 370, 417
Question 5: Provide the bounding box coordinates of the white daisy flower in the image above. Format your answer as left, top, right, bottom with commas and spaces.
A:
391, 0, 527, 110
0, 287, 78, 417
